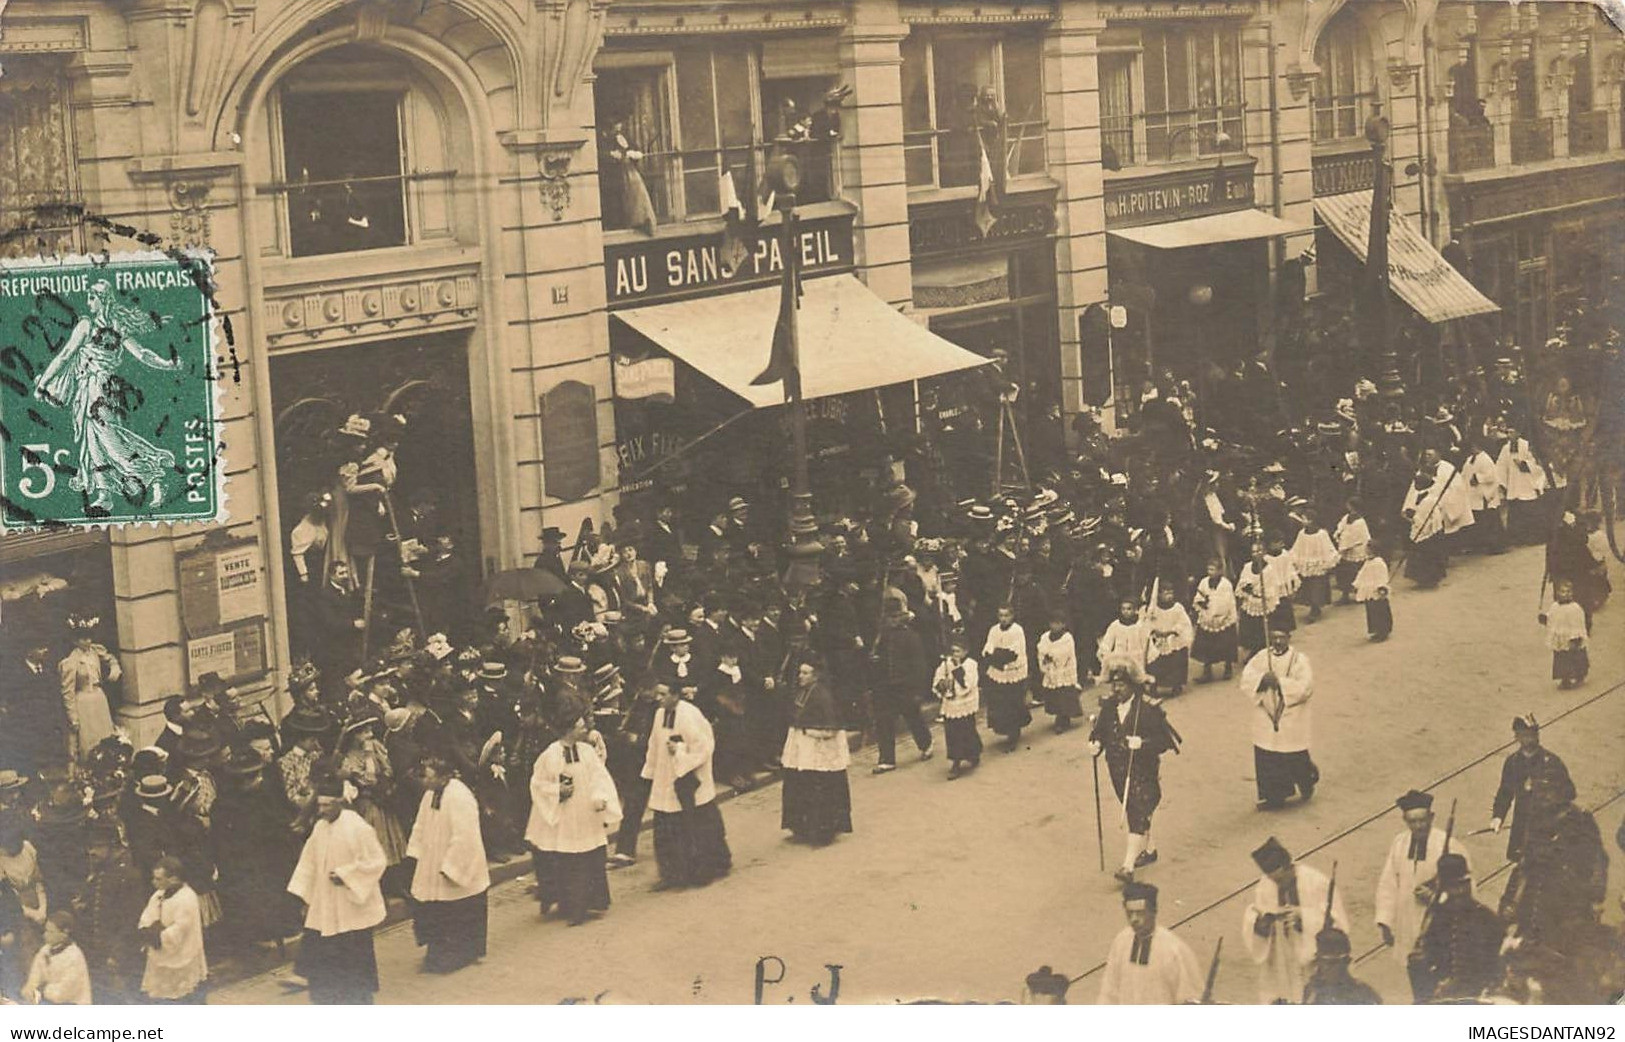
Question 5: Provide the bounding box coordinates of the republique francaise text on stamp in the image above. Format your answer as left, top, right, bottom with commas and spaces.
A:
0, 250, 224, 530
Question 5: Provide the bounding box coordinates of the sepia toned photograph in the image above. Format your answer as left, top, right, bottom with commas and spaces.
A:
0, 0, 1622, 1018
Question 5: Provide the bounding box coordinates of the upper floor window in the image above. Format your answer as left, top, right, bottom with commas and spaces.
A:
282, 90, 409, 257
1097, 23, 1246, 166
263, 47, 469, 261
0, 61, 78, 258
900, 32, 1047, 190
594, 42, 840, 233
1311, 10, 1376, 143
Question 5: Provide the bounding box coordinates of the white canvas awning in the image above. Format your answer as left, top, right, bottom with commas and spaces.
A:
613, 274, 990, 408
1108, 208, 1312, 249
1314, 190, 1500, 324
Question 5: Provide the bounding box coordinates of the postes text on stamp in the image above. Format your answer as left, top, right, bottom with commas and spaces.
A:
0, 251, 223, 529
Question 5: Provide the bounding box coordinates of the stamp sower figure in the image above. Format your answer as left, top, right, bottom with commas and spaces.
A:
32, 279, 181, 514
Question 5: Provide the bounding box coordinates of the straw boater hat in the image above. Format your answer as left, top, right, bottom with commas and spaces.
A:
553, 655, 587, 676
661, 628, 693, 647
134, 775, 174, 802
478, 662, 509, 683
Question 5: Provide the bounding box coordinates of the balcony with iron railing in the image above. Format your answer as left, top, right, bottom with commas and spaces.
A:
1097, 106, 1247, 168
1568, 109, 1609, 156
1510, 116, 1553, 164
599, 138, 839, 233
903, 120, 1048, 190
1447, 122, 1495, 173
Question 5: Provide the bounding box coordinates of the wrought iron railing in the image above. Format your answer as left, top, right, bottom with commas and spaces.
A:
1447, 123, 1495, 173
1510, 116, 1553, 164
902, 119, 1048, 189
599, 139, 839, 232
1142, 105, 1247, 164
1568, 109, 1609, 156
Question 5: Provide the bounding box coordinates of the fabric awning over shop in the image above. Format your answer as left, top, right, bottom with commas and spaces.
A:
1313, 190, 1500, 324
1108, 208, 1312, 249
613, 274, 990, 409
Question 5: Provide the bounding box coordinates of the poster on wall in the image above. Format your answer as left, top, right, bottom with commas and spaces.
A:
186, 620, 267, 685
177, 537, 264, 637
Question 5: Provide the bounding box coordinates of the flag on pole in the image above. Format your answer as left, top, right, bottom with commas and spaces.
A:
974, 138, 998, 237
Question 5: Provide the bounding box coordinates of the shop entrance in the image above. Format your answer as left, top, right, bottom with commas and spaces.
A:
270, 332, 483, 662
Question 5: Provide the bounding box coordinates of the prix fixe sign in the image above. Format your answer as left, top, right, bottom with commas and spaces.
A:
605, 213, 854, 306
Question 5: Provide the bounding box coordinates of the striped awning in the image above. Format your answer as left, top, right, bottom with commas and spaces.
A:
1314, 191, 1499, 324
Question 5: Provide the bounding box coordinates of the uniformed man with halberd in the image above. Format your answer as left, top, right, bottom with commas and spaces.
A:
1407, 853, 1504, 1003
1487, 714, 1574, 862
1088, 668, 1181, 885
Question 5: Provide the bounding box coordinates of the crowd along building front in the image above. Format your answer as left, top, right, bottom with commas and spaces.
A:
0, 0, 1619, 740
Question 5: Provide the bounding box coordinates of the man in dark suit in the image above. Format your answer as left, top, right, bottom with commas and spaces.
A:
645, 505, 683, 588
2, 629, 67, 774
534, 526, 567, 581
313, 560, 365, 691
551, 559, 598, 634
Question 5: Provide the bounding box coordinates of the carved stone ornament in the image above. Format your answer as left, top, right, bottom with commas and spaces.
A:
540, 0, 611, 127
539, 148, 573, 222
1387, 59, 1420, 89
1285, 67, 1319, 101
167, 178, 214, 249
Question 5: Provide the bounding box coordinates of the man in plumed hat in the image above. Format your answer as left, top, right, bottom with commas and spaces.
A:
1089, 668, 1180, 885
1097, 881, 1202, 1004
1488, 714, 1574, 862
1375, 789, 1472, 970
1243, 837, 1348, 1004
1407, 852, 1503, 1003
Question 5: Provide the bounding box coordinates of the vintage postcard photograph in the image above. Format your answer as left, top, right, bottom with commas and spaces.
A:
0, 0, 1621, 1027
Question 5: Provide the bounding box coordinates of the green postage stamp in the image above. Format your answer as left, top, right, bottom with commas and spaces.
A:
0, 251, 223, 529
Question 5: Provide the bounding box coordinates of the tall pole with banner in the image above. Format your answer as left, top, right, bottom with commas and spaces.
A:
1364, 101, 1404, 400
753, 146, 824, 586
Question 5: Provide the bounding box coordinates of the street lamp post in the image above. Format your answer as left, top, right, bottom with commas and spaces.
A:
766, 148, 824, 587
1364, 102, 1405, 401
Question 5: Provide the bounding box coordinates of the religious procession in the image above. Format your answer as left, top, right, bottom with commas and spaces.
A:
2, 0, 1625, 1015
2, 306, 1620, 1005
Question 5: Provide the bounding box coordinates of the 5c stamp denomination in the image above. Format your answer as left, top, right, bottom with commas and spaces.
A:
0, 251, 223, 529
